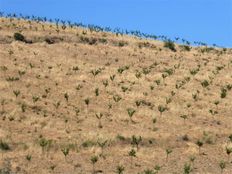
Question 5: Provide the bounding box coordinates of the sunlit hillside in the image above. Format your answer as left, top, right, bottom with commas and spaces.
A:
0, 17, 232, 174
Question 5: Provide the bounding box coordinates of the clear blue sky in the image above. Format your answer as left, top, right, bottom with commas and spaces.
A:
1, 0, 232, 47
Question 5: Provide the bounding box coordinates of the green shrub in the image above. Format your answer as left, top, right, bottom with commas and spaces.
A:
118, 41, 128, 47
14, 32, 25, 42
164, 41, 176, 52
180, 45, 191, 51
0, 140, 10, 151
45, 38, 55, 44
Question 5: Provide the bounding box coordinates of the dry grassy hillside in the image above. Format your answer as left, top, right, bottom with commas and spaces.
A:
0, 17, 232, 174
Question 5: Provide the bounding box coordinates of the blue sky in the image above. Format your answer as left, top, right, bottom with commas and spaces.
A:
1, 0, 232, 47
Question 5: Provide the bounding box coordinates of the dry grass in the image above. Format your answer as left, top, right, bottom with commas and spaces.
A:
0, 17, 232, 174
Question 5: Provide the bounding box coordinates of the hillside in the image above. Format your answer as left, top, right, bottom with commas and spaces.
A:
0, 17, 232, 174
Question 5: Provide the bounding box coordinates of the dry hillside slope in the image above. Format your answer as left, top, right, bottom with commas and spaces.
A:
0, 17, 232, 174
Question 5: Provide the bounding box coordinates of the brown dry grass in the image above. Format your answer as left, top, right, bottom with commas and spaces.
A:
0, 17, 232, 174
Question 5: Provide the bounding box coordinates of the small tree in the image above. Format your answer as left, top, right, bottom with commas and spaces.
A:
180, 115, 188, 124
214, 100, 219, 109
152, 118, 157, 131
162, 73, 168, 84
64, 92, 69, 103
131, 135, 142, 151
102, 80, 109, 88
228, 134, 232, 143
219, 160, 226, 174
84, 98, 90, 113
53, 101, 61, 110
154, 165, 161, 173
158, 105, 167, 116
127, 108, 136, 122
13, 90, 20, 99
95, 113, 103, 128
97, 140, 107, 155
189, 156, 196, 168
128, 149, 136, 167
110, 74, 116, 82
116, 165, 125, 174
95, 88, 99, 97
201, 80, 209, 88
90, 155, 98, 174
0, 140, 10, 159
196, 140, 203, 154
225, 147, 232, 161
21, 103, 26, 112
166, 148, 172, 162
113, 95, 122, 103
61, 147, 69, 162
39, 138, 51, 156
32, 95, 40, 104
183, 163, 192, 174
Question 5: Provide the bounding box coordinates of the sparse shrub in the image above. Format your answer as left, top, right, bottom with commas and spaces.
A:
64, 92, 69, 102
196, 140, 203, 154
102, 80, 109, 88
113, 95, 122, 103
90, 155, 98, 174
117, 66, 129, 74
228, 134, 232, 143
182, 134, 189, 141
116, 165, 125, 174
189, 156, 196, 168
32, 95, 40, 104
127, 108, 136, 122
189, 68, 199, 76
45, 38, 55, 44
53, 101, 61, 110
26, 154, 32, 161
97, 140, 108, 155
13, 90, 20, 98
131, 135, 142, 151
180, 115, 188, 124
116, 134, 126, 141
128, 149, 136, 167
158, 105, 167, 116
152, 118, 157, 131
61, 147, 69, 162
118, 41, 128, 47
154, 165, 161, 173
183, 163, 192, 174
84, 98, 90, 112
166, 148, 172, 162
220, 87, 227, 98
21, 103, 26, 112
214, 100, 219, 108
201, 80, 209, 88
39, 138, 52, 155
95, 113, 103, 128
180, 45, 191, 51
82, 140, 96, 148
225, 147, 232, 161
164, 40, 176, 52
219, 160, 226, 173
0, 140, 10, 151
14, 32, 25, 42
110, 74, 116, 81
95, 88, 99, 96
